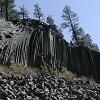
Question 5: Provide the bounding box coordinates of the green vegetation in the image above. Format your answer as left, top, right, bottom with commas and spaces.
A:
33, 3, 44, 21
19, 5, 29, 20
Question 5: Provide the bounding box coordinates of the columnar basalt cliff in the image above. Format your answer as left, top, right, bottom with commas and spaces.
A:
0, 18, 100, 82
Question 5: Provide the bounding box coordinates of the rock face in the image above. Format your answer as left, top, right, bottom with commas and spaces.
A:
0, 74, 100, 100
0, 18, 100, 82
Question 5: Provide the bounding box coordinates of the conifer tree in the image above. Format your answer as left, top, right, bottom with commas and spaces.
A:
0, 0, 15, 20
61, 5, 79, 43
19, 5, 29, 20
46, 15, 54, 25
33, 4, 43, 21
77, 27, 99, 51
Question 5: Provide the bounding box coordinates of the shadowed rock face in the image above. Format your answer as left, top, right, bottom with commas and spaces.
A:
0, 18, 63, 68
0, 18, 100, 82
0, 74, 100, 99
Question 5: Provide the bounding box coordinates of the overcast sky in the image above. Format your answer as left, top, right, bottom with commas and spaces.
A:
15, 0, 100, 48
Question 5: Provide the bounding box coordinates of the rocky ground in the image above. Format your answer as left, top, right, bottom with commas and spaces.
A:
0, 73, 100, 100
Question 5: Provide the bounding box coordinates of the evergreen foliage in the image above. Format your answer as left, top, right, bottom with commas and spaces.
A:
33, 4, 43, 21
61, 5, 79, 43
19, 5, 29, 20
0, 0, 18, 20
46, 15, 54, 25
61, 5, 99, 51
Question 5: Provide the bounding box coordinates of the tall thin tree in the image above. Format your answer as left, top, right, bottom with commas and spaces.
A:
0, 0, 5, 17
33, 4, 43, 21
19, 5, 28, 20
61, 5, 79, 43
5, 0, 9, 20
0, 0, 15, 20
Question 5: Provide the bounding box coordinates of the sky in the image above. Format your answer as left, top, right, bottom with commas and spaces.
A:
15, 0, 100, 48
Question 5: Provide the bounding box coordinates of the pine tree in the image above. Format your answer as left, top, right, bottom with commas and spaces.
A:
9, 9, 19, 20
61, 5, 79, 43
0, 0, 15, 20
19, 5, 29, 20
0, 0, 5, 17
77, 27, 99, 51
82, 34, 99, 51
33, 4, 43, 21
46, 15, 54, 25
8, 0, 20, 20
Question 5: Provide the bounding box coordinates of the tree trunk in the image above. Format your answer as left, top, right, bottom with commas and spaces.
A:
23, 12, 24, 20
0, 7, 3, 17
39, 16, 40, 21
67, 10, 78, 44
5, 0, 9, 21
